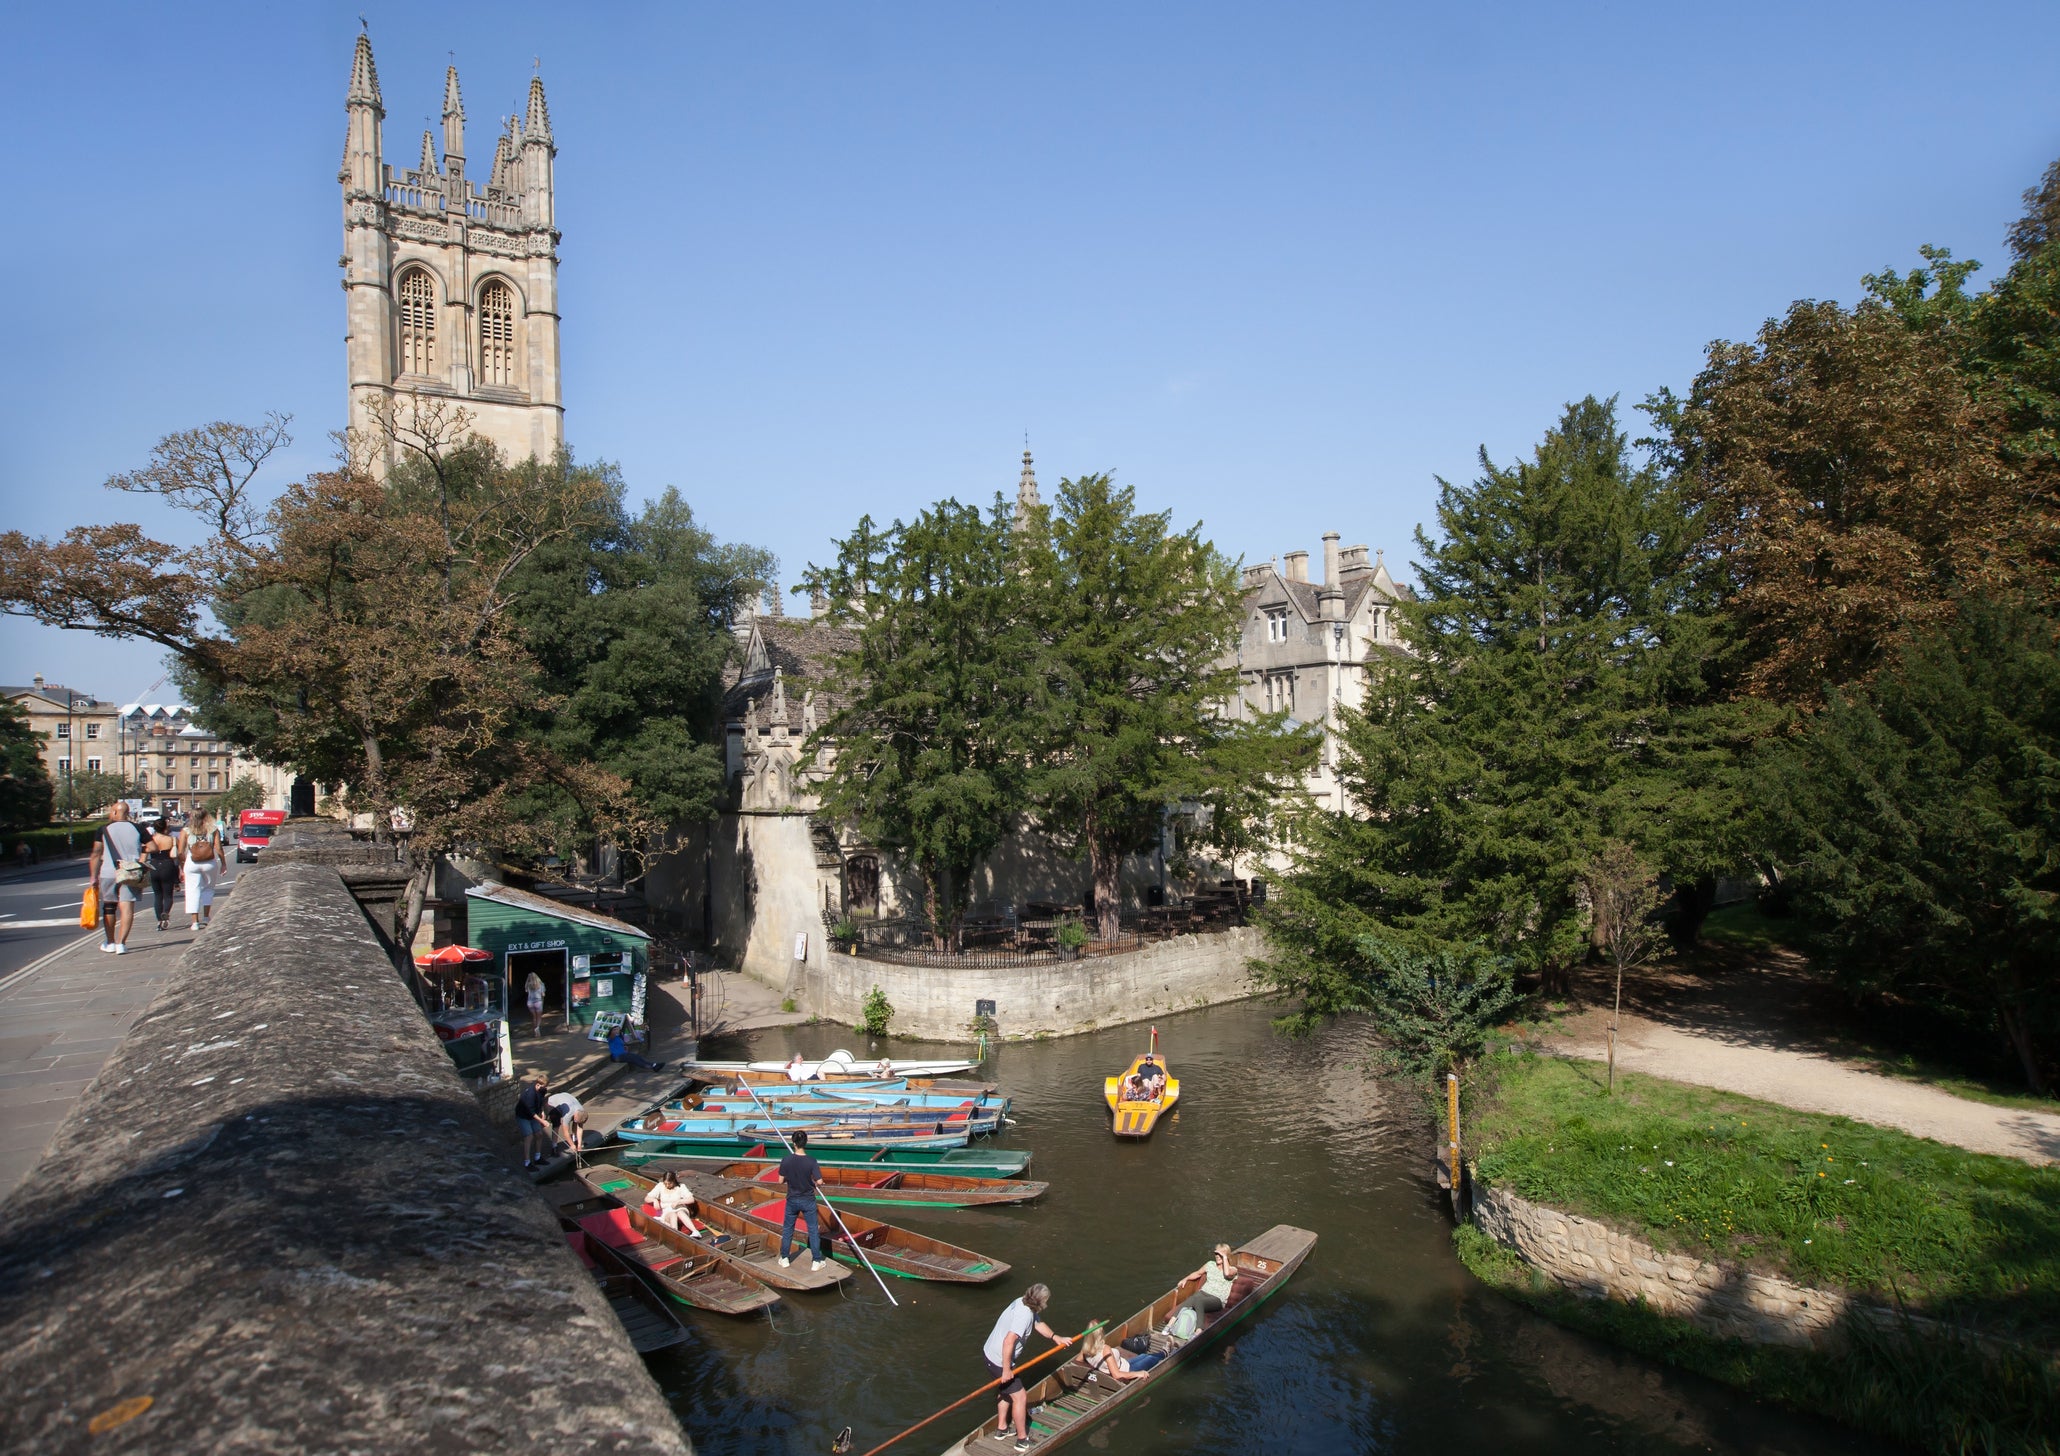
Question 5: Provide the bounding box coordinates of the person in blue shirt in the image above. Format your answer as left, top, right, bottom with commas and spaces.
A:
777, 1131, 828, 1271
606, 1026, 664, 1072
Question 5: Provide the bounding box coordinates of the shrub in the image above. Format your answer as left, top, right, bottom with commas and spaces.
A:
860, 985, 894, 1038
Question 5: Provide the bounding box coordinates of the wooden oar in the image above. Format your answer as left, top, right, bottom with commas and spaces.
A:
734, 1078, 901, 1307
853, 1321, 1104, 1456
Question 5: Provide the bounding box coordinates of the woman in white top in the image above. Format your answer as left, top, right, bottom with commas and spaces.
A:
642, 1171, 702, 1234
179, 809, 223, 930
524, 971, 546, 1035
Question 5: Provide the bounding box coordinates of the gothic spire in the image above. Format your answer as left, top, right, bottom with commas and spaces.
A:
1013, 443, 1042, 531
420, 128, 438, 176
441, 65, 466, 162
525, 73, 553, 144
347, 32, 382, 108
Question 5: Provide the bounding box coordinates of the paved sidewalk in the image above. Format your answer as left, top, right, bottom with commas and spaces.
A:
0, 921, 196, 1204
1555, 1022, 2060, 1165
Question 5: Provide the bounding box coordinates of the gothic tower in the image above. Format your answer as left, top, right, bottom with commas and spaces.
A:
340, 33, 564, 473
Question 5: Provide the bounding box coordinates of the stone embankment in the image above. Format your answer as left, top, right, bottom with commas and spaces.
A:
0, 858, 691, 1456
803, 925, 1269, 1040
1472, 1182, 1954, 1351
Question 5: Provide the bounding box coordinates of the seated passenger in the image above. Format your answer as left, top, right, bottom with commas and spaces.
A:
1175, 1243, 1237, 1319
1081, 1330, 1162, 1382
643, 1171, 704, 1235
1136, 1059, 1165, 1100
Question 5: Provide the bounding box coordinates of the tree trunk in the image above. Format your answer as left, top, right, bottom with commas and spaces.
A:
394, 854, 432, 971
1088, 834, 1123, 944
2000, 989, 2047, 1096
1669, 876, 1719, 949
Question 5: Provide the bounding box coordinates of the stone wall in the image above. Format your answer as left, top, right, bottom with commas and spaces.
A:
1473, 1182, 1918, 1350
799, 926, 1269, 1041
0, 861, 691, 1456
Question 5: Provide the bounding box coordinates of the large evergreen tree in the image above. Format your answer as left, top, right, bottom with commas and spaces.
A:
0, 700, 54, 832
1024, 474, 1292, 942
1763, 600, 2059, 1091
803, 499, 1040, 949
1259, 398, 1732, 1011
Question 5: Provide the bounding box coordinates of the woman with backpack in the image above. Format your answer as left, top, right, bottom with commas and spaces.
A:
179, 809, 223, 931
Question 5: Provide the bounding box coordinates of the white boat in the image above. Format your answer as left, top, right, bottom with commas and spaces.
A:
680, 1048, 983, 1080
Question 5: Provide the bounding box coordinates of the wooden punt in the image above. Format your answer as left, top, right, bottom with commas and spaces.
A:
938, 1225, 1318, 1454
603, 1165, 1012, 1284
633, 1156, 1049, 1208
575, 1169, 852, 1292
564, 1222, 700, 1350
571, 1204, 782, 1317
1102, 1028, 1179, 1139
659, 1094, 1008, 1133
621, 1138, 1034, 1178
617, 1114, 979, 1148
692, 1069, 1001, 1097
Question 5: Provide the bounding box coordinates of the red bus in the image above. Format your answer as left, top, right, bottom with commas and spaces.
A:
236, 808, 289, 864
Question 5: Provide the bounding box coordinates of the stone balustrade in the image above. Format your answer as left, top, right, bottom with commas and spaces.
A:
0, 860, 691, 1455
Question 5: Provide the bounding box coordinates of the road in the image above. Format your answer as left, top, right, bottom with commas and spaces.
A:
0, 855, 241, 980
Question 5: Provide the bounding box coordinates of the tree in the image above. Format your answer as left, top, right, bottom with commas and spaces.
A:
0, 701, 53, 832
1318, 937, 1522, 1082
1762, 599, 2060, 1092
1024, 474, 1298, 942
212, 775, 267, 819
1581, 840, 1665, 1093
53, 769, 134, 821
1184, 714, 1319, 880
802, 499, 1040, 950
0, 404, 661, 962
1664, 294, 2052, 704
508, 483, 772, 839
1259, 398, 1719, 1007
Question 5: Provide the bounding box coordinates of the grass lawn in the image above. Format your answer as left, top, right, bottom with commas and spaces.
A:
1469, 1050, 2060, 1342
1697, 899, 1802, 957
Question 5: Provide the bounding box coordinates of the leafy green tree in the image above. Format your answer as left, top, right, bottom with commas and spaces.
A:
1185, 714, 1319, 880
54, 769, 134, 821
1024, 474, 1298, 941
1260, 398, 1727, 1005
803, 499, 1041, 949
508, 482, 772, 838
1309, 937, 1521, 1081
0, 700, 53, 832
211, 775, 267, 819
1763, 599, 2060, 1092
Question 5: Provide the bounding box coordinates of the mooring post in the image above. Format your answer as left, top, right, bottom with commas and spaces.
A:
1447, 1071, 1462, 1220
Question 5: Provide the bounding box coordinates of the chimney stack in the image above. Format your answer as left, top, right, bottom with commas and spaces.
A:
1283, 549, 1309, 583
1322, 532, 1341, 586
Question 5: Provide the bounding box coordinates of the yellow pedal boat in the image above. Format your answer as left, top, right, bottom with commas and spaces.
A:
1103, 1027, 1178, 1138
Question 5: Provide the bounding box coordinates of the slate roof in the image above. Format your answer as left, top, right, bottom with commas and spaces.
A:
2, 683, 106, 710
723, 616, 861, 732
465, 881, 652, 940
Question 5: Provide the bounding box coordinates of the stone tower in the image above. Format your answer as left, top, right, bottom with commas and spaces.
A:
339, 33, 564, 473
1013, 445, 1041, 531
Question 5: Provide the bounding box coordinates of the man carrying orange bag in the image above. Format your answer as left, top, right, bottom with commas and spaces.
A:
79, 882, 99, 928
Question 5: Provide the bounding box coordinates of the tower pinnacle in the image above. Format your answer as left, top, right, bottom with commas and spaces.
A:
441, 65, 465, 162
524, 74, 553, 144
1013, 444, 1042, 531
347, 32, 382, 107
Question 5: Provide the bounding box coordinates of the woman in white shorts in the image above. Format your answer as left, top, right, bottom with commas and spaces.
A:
180, 810, 223, 930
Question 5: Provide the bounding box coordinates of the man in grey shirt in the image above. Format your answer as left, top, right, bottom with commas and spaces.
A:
87, 802, 144, 954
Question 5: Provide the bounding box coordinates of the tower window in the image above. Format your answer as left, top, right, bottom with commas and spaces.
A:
397, 268, 437, 377
479, 279, 516, 387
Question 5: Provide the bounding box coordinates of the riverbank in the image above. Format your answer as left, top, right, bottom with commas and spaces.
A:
1458, 1050, 2060, 1453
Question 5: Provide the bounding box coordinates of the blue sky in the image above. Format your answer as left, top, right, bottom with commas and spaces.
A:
3, 1, 2057, 698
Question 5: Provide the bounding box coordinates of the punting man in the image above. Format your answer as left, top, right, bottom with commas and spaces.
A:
981, 1282, 1074, 1453
777, 1130, 828, 1272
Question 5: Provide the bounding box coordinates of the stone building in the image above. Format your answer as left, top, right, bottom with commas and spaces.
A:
119, 704, 309, 819
3, 678, 120, 788
1229, 533, 1411, 814
340, 34, 564, 472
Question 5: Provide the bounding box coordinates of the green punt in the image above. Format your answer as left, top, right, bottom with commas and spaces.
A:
618, 1137, 1033, 1178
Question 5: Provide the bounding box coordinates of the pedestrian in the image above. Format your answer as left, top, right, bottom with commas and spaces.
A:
547, 1090, 588, 1153
144, 820, 180, 931
87, 802, 145, 955
179, 809, 223, 930
982, 1283, 1072, 1452
776, 1130, 828, 1271
607, 1025, 665, 1072
515, 1074, 552, 1168
524, 970, 546, 1035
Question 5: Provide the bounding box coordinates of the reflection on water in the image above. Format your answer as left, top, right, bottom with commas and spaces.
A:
632, 1000, 1872, 1455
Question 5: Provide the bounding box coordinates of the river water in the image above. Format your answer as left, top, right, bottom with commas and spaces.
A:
635, 1000, 1872, 1455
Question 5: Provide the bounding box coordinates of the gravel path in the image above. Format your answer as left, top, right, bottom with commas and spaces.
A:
1554, 1020, 2060, 1165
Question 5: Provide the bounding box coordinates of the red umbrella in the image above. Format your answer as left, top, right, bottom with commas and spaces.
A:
414, 944, 493, 968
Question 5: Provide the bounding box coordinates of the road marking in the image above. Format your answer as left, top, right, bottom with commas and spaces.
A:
0, 932, 100, 997
0, 918, 95, 930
